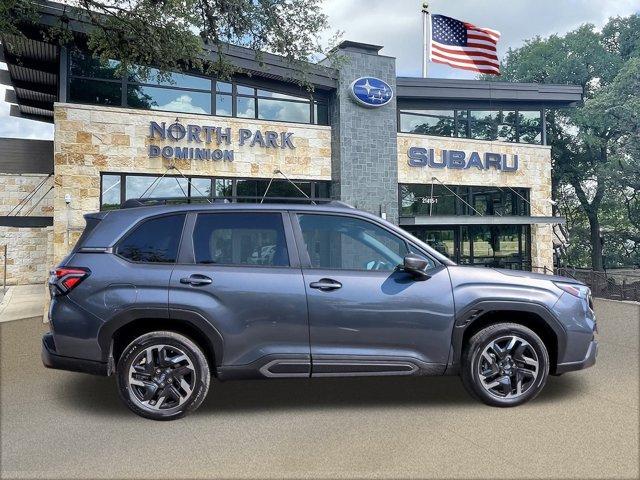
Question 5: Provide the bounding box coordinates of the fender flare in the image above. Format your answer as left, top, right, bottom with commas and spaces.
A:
448, 300, 567, 372
97, 307, 224, 366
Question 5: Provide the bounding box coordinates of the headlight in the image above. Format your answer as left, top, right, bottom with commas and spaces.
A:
554, 281, 591, 300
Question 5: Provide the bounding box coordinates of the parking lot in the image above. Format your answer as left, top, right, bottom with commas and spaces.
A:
1, 298, 638, 479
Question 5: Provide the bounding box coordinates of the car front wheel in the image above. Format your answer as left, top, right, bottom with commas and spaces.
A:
461, 322, 549, 407
116, 331, 210, 420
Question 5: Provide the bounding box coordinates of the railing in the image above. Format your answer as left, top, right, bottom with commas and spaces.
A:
1, 244, 6, 296
532, 265, 640, 302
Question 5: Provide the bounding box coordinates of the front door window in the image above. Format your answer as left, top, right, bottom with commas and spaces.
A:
297, 214, 418, 271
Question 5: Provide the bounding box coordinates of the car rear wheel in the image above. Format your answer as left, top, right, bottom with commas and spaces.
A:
461, 323, 549, 407
116, 331, 210, 420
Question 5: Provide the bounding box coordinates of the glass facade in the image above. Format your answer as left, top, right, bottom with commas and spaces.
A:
399, 108, 542, 144
399, 184, 532, 270
405, 225, 531, 270
399, 184, 530, 217
100, 173, 331, 210
68, 49, 328, 125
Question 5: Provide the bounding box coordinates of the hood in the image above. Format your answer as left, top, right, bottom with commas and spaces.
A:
492, 268, 585, 285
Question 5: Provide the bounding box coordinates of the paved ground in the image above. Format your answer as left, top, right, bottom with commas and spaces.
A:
0, 284, 46, 323
1, 299, 638, 479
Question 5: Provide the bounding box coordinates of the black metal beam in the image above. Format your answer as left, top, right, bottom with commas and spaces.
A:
3, 52, 58, 75
9, 104, 54, 123
0, 216, 53, 228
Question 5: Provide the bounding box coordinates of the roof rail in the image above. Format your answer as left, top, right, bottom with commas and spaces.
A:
120, 196, 350, 209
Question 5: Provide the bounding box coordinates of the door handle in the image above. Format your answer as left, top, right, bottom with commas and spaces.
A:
180, 274, 213, 286
309, 278, 342, 291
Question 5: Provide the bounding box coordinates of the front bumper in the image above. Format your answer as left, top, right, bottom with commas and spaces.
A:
42, 332, 108, 376
555, 340, 598, 374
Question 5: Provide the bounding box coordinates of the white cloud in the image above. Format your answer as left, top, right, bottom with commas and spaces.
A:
154, 94, 209, 114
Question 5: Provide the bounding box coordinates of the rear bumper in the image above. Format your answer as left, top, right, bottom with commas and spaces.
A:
555, 340, 598, 374
42, 332, 108, 376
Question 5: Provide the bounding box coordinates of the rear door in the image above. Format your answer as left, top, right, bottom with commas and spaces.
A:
169, 211, 310, 374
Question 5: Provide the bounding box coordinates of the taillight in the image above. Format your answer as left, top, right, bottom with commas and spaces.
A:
50, 267, 90, 295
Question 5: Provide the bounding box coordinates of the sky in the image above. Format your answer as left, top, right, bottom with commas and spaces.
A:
1, 0, 639, 140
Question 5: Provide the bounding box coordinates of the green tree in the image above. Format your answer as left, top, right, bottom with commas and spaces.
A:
1, 0, 334, 86
486, 15, 640, 270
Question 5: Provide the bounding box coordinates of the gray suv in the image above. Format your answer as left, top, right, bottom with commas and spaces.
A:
42, 201, 598, 420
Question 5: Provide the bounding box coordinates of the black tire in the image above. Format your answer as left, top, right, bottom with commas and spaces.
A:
116, 331, 210, 420
461, 322, 549, 407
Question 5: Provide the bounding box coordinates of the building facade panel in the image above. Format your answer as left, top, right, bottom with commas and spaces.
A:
52, 104, 332, 262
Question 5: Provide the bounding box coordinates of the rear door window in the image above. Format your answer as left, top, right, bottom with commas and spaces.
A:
193, 213, 289, 266
116, 214, 186, 263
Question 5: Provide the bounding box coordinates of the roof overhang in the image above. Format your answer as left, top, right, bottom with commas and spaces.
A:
396, 77, 583, 109
399, 215, 566, 226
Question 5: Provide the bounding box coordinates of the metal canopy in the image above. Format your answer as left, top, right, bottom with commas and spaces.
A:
396, 77, 583, 108
0, 34, 59, 123
399, 215, 566, 226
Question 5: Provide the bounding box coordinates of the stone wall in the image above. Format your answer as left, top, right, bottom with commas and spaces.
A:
0, 173, 53, 216
324, 48, 399, 223
397, 134, 554, 270
0, 173, 54, 285
0, 227, 53, 285
52, 103, 332, 262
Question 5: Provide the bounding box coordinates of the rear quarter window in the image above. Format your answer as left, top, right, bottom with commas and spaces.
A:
116, 214, 186, 263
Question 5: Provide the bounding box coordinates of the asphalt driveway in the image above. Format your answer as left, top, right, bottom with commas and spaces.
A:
1, 299, 638, 479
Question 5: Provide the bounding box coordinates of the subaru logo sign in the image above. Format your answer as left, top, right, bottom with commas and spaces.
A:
349, 77, 393, 108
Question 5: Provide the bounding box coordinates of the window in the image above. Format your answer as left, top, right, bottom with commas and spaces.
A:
116, 215, 185, 263
400, 110, 455, 137
100, 173, 331, 209
67, 48, 329, 124
400, 184, 530, 218
127, 86, 211, 114
399, 108, 542, 144
298, 214, 411, 271
193, 213, 289, 266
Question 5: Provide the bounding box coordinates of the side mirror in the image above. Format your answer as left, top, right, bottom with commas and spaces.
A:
401, 253, 430, 280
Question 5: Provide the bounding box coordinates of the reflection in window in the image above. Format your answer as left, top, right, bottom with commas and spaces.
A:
400, 184, 529, 217
128, 66, 210, 90
70, 49, 121, 79
298, 214, 413, 271
117, 215, 185, 263
190, 178, 212, 197
101, 175, 121, 210
215, 94, 232, 116
258, 98, 310, 123
69, 78, 122, 106
193, 213, 289, 266
400, 110, 455, 136
125, 176, 189, 200
314, 102, 329, 125
127, 86, 211, 114
518, 111, 542, 144
214, 179, 233, 197
236, 97, 255, 118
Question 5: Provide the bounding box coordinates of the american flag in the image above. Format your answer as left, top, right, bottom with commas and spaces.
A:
429, 14, 501, 75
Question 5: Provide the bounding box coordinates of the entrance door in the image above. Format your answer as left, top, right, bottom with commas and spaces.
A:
293, 213, 456, 374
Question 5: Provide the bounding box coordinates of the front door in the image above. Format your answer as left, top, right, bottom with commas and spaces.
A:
292, 213, 455, 375
169, 211, 309, 372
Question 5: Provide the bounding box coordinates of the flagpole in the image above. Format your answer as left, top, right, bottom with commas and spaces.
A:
422, 2, 430, 77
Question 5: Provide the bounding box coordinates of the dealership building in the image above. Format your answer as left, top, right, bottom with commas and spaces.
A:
0, 1, 582, 285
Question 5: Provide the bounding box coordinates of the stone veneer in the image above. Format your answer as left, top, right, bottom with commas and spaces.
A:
397, 134, 554, 271
52, 103, 332, 262
0, 174, 54, 284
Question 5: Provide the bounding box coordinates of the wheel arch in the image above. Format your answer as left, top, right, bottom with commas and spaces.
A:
98, 307, 224, 375
449, 301, 566, 375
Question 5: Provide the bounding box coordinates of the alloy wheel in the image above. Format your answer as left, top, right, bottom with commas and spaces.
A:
478, 335, 539, 399
127, 344, 196, 411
